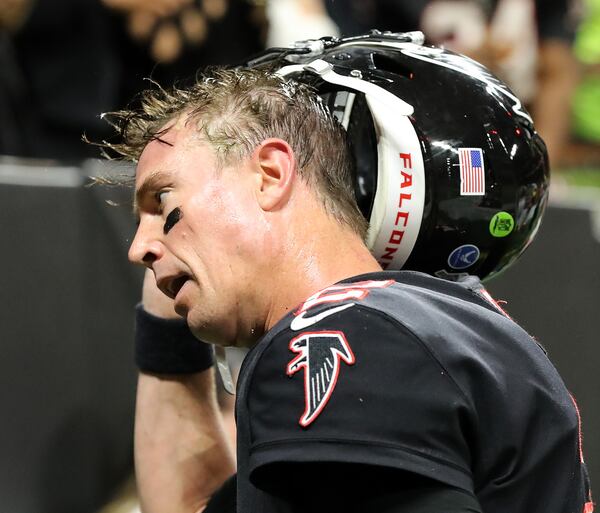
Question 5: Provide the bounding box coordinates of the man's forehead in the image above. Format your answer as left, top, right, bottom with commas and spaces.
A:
137, 123, 182, 167
136, 118, 209, 172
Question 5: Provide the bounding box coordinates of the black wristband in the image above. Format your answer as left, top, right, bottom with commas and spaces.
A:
134, 303, 214, 374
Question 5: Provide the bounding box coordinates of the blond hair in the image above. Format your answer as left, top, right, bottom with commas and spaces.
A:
102, 67, 368, 238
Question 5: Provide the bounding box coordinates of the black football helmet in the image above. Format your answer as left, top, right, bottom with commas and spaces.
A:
247, 31, 549, 281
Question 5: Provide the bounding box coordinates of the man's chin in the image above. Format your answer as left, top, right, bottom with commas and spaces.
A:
187, 319, 231, 347
184, 309, 257, 348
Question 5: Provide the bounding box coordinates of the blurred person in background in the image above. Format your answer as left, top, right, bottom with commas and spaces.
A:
0, 0, 267, 163
0, 0, 34, 156
107, 0, 267, 106
570, 0, 600, 166
266, 0, 338, 47
420, 0, 580, 170
324, 0, 580, 169
0, 0, 120, 161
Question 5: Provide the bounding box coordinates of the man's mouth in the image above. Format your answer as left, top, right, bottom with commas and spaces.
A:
170, 275, 190, 298
158, 274, 191, 299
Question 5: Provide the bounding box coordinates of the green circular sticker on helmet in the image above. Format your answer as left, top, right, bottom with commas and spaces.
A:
489, 212, 514, 237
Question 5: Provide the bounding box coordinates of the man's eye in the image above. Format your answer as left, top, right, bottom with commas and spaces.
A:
156, 191, 169, 210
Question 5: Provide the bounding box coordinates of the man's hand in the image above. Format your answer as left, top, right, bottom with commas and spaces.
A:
0, 0, 32, 32
101, 0, 192, 17
135, 371, 236, 513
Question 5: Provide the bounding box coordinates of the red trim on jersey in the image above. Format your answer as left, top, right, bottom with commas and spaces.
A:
478, 288, 512, 320
570, 394, 586, 464
294, 280, 394, 315
569, 395, 595, 513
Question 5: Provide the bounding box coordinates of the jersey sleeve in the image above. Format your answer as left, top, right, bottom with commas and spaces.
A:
244, 304, 476, 494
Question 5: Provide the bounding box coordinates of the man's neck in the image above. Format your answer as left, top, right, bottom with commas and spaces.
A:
263, 222, 382, 332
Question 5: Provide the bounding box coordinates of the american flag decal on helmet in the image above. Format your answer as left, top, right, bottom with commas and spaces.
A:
459, 148, 485, 196
287, 330, 355, 427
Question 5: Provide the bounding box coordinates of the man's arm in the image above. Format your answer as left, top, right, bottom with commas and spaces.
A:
135, 269, 236, 513
532, 39, 580, 168
531, 0, 580, 168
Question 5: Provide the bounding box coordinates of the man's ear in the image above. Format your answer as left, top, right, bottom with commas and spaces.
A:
253, 138, 296, 211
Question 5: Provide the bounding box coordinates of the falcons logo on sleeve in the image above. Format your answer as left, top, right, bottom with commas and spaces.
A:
286, 331, 355, 427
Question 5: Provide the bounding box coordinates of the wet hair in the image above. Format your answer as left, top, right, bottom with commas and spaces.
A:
101, 67, 368, 239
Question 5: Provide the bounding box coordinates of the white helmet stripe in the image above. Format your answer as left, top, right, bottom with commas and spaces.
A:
277, 58, 425, 269
278, 59, 414, 116
365, 96, 425, 269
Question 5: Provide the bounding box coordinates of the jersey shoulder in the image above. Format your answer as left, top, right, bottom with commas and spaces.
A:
237, 271, 589, 512
239, 274, 477, 492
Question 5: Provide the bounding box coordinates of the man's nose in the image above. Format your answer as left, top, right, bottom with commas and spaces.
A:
128, 223, 164, 268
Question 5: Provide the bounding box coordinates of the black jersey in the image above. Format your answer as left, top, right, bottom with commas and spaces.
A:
235, 271, 593, 513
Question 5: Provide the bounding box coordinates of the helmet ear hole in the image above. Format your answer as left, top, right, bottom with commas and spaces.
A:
345, 95, 378, 220
320, 90, 378, 220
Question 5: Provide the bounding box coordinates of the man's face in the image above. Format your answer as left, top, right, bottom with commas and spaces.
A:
129, 120, 269, 346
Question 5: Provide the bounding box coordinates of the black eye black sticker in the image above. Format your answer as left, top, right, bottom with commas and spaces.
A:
164, 207, 183, 234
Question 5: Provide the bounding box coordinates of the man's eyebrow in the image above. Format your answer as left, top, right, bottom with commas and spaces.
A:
133, 170, 176, 215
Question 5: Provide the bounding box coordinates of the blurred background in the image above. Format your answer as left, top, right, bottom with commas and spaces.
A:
0, 1, 598, 512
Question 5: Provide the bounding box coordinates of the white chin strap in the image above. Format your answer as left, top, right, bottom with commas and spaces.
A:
278, 57, 425, 270
214, 346, 235, 394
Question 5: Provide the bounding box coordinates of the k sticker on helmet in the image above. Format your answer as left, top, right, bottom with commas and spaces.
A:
287, 331, 355, 428
448, 244, 480, 269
